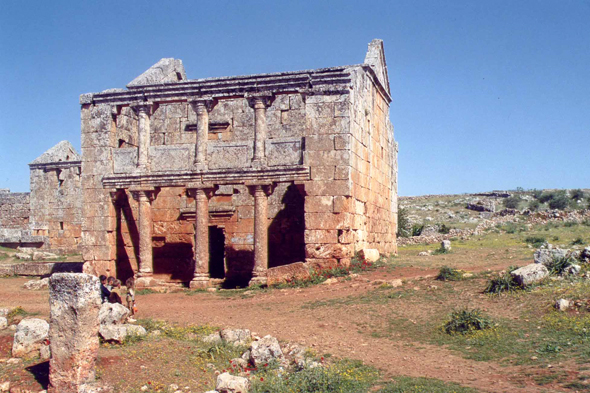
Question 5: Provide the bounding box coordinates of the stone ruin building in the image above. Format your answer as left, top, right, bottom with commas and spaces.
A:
0, 141, 82, 253
79, 39, 396, 287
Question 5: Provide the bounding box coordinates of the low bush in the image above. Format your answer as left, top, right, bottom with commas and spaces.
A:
411, 224, 424, 237
549, 193, 570, 210
442, 309, 494, 335
571, 237, 584, 245
531, 189, 544, 200
250, 359, 378, 393
547, 256, 576, 276
438, 224, 451, 234
503, 196, 521, 209
503, 222, 526, 234
484, 270, 521, 294
436, 266, 463, 281
528, 200, 541, 211
524, 236, 546, 248
571, 189, 585, 200
396, 207, 411, 238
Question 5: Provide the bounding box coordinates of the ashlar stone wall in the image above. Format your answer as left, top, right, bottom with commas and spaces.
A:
0, 190, 30, 229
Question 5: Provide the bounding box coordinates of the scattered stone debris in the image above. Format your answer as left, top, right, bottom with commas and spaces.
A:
11, 318, 50, 358
216, 372, 251, 393
555, 299, 571, 311
359, 249, 380, 263
441, 240, 451, 252
510, 264, 549, 287
98, 303, 145, 343
220, 329, 251, 346
249, 335, 284, 367
23, 277, 49, 290
0, 317, 7, 330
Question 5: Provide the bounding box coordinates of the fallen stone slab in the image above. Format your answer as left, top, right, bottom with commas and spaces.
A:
216, 372, 250, 393
266, 262, 311, 286
358, 249, 380, 263
534, 248, 568, 267
99, 324, 146, 343
511, 263, 549, 287
23, 277, 49, 290
99, 303, 130, 325
12, 318, 49, 358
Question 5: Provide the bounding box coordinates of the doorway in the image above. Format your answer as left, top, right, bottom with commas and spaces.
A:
209, 226, 225, 279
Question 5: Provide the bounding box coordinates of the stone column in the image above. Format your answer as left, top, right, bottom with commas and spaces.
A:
247, 183, 274, 286
131, 102, 153, 170
187, 183, 217, 288
130, 188, 156, 284
247, 94, 273, 166
48, 273, 103, 393
189, 98, 216, 170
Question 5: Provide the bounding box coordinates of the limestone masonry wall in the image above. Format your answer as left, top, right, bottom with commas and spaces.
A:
0, 190, 30, 229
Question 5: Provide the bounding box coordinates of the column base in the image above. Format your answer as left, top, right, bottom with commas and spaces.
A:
248, 275, 268, 287
189, 277, 210, 289
136, 276, 155, 288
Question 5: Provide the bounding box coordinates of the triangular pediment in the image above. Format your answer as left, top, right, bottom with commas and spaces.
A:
29, 141, 81, 165
127, 58, 187, 87
364, 39, 390, 94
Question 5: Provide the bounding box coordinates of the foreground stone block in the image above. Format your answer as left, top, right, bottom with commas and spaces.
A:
266, 262, 311, 286
216, 372, 251, 393
358, 248, 380, 263
510, 264, 549, 287
48, 273, 101, 393
220, 329, 251, 346
12, 318, 49, 358
99, 303, 130, 325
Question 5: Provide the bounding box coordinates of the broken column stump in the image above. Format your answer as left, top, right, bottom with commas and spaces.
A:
48, 273, 102, 393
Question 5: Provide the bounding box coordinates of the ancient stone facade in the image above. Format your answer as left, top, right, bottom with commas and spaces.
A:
80, 40, 398, 287
0, 142, 83, 253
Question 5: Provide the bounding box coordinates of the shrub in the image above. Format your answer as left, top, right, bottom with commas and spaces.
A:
502, 222, 526, 234
411, 224, 424, 237
250, 359, 378, 393
525, 236, 546, 248
571, 237, 584, 245
571, 189, 585, 200
438, 224, 451, 234
442, 309, 494, 335
484, 271, 520, 294
547, 256, 575, 275
436, 266, 462, 281
538, 192, 556, 204
396, 207, 411, 238
531, 189, 543, 200
503, 196, 521, 209
548, 193, 570, 210
528, 200, 541, 211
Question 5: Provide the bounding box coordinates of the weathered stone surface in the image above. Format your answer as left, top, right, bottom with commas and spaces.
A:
23, 277, 49, 290
220, 329, 251, 346
534, 248, 568, 266
99, 324, 146, 343
48, 273, 102, 393
99, 303, 130, 325
0, 317, 7, 330
216, 372, 250, 393
555, 298, 571, 311
12, 318, 49, 358
203, 332, 222, 344
267, 262, 311, 286
127, 58, 187, 87
358, 248, 380, 263
249, 335, 283, 367
511, 264, 549, 287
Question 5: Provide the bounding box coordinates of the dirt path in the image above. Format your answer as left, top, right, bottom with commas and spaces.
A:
0, 267, 561, 393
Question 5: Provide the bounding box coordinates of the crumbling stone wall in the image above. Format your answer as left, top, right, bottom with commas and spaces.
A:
0, 190, 30, 229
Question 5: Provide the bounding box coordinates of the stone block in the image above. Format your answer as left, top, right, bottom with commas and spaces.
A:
150, 146, 190, 171
305, 212, 350, 230
333, 196, 352, 213
358, 249, 380, 263
48, 273, 101, 392
208, 142, 252, 169
304, 150, 349, 167
310, 166, 335, 181
305, 243, 354, 259
305, 135, 334, 151
304, 196, 333, 213
304, 230, 338, 244
334, 134, 351, 150
511, 264, 549, 287
304, 180, 351, 197
266, 138, 302, 166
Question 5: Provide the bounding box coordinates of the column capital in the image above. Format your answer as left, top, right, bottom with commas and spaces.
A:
246, 93, 274, 109
188, 97, 217, 113
129, 187, 157, 202
186, 183, 218, 199
130, 101, 154, 115
246, 182, 275, 197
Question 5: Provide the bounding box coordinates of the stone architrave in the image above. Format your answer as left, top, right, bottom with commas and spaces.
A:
130, 102, 153, 171
189, 98, 217, 170
130, 187, 157, 284
187, 183, 218, 288
247, 183, 274, 286
48, 273, 102, 393
247, 94, 273, 166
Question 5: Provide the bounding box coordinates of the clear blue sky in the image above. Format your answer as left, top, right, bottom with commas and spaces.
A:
1, 1, 589, 196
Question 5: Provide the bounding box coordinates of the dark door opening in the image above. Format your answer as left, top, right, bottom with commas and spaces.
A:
209, 226, 225, 279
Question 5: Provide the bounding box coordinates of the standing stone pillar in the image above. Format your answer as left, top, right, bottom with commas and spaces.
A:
48, 273, 103, 393
187, 183, 217, 288
247, 183, 274, 286
131, 102, 153, 170
189, 98, 216, 170
130, 188, 156, 284
247, 94, 273, 167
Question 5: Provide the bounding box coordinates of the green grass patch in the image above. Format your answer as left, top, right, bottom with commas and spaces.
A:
379, 376, 479, 393
441, 309, 495, 335
436, 266, 463, 281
